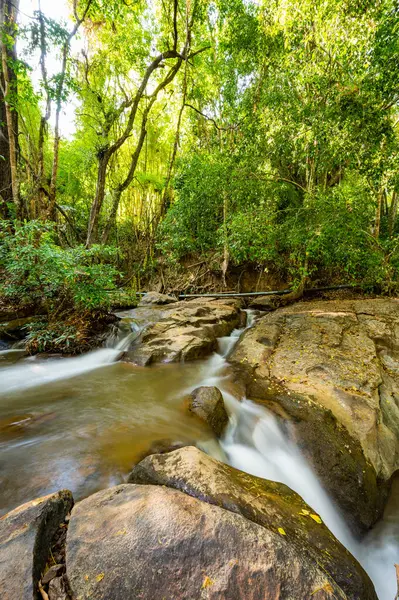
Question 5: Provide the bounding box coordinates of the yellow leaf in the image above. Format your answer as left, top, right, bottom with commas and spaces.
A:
299, 509, 310, 516
202, 576, 214, 589
96, 573, 104, 582
84, 575, 89, 582
310, 514, 322, 524
116, 529, 127, 536
278, 527, 286, 536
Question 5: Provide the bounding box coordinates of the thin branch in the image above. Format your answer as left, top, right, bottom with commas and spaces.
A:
184, 103, 241, 131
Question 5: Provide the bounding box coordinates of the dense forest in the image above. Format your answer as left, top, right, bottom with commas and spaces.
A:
1, 0, 399, 349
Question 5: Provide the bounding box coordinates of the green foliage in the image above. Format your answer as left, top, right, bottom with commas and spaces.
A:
0, 220, 118, 311
4, 0, 399, 303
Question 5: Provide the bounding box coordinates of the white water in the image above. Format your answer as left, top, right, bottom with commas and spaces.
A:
0, 333, 136, 395
0, 308, 397, 598
189, 310, 399, 600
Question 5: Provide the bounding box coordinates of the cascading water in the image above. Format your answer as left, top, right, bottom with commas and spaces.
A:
0, 307, 397, 598
190, 309, 398, 600
0, 325, 141, 395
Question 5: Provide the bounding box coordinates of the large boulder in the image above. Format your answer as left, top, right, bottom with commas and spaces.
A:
123, 298, 241, 365
66, 480, 376, 600
187, 386, 229, 436
128, 446, 376, 599
0, 490, 73, 600
229, 298, 399, 532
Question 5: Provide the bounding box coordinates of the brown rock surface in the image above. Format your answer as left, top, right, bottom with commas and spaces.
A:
66, 481, 376, 600
138, 291, 178, 305
0, 490, 73, 600
123, 298, 241, 365
128, 446, 376, 599
187, 386, 229, 436
229, 298, 399, 530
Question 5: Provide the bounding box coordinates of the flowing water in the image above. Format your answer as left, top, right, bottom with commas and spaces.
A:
0, 309, 397, 598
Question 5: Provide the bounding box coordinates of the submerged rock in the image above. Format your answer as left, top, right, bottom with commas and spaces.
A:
133, 438, 193, 465
229, 298, 399, 532
66, 477, 376, 600
0, 490, 73, 600
139, 291, 178, 305
187, 386, 229, 436
123, 298, 241, 365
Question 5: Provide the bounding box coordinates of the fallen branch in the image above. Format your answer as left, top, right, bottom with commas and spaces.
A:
38, 581, 49, 600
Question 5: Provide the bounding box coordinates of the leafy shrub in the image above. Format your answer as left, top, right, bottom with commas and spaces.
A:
0, 220, 119, 312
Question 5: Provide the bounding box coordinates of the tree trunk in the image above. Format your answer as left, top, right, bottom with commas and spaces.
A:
374, 188, 383, 239
48, 1, 93, 220
388, 190, 398, 238
221, 191, 229, 287
100, 50, 188, 245
161, 56, 189, 215
86, 151, 109, 246
101, 127, 147, 245
101, 187, 123, 245
0, 0, 20, 218
0, 71, 12, 217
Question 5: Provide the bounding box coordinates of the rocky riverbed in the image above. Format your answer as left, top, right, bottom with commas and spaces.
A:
0, 294, 398, 599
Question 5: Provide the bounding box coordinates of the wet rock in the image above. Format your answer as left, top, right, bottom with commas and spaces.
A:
187, 386, 229, 436
0, 490, 73, 600
229, 298, 399, 532
66, 480, 375, 600
128, 446, 376, 599
47, 576, 68, 600
139, 291, 178, 305
124, 298, 241, 365
0, 413, 58, 442
248, 294, 282, 311
0, 316, 37, 343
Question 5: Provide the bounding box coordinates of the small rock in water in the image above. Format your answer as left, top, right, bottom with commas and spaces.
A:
187, 386, 229, 437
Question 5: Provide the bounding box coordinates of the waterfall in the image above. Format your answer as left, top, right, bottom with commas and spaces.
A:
188, 309, 398, 599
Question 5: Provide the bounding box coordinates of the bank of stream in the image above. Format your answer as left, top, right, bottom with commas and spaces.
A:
0, 307, 397, 599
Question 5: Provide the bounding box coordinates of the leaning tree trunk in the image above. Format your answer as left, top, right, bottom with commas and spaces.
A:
100, 52, 188, 245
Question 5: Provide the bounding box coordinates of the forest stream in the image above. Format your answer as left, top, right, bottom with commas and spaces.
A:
0, 308, 398, 599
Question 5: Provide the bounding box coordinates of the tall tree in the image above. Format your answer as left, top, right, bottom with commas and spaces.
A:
84, 0, 208, 246
0, 0, 20, 218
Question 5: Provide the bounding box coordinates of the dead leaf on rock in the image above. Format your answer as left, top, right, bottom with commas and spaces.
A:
202, 576, 215, 589
310, 514, 323, 524
311, 582, 334, 595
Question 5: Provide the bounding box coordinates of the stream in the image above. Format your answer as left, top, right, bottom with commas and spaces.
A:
0, 309, 397, 599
